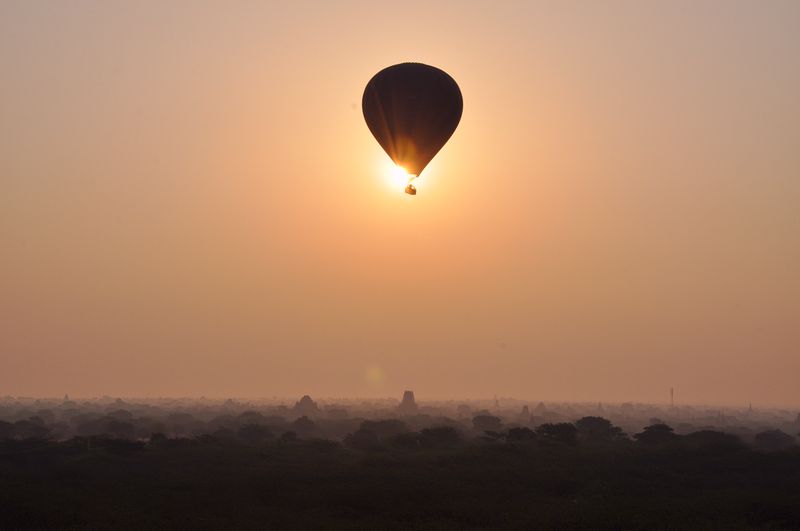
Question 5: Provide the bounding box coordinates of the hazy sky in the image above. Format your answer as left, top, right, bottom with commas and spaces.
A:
2, 1, 798, 405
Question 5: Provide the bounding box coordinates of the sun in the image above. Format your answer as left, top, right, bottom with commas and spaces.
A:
376, 155, 429, 194
388, 163, 413, 188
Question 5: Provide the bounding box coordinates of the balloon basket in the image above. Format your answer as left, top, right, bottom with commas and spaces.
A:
405, 184, 417, 195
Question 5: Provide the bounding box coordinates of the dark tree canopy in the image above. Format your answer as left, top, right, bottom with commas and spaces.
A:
536, 423, 578, 444
634, 424, 678, 445
472, 415, 503, 433
575, 416, 627, 442
755, 429, 796, 452
507, 427, 536, 442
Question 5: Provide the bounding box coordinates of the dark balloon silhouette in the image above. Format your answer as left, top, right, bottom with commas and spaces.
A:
362, 63, 463, 194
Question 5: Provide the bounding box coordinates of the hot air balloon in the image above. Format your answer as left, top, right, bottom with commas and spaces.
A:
362, 63, 463, 195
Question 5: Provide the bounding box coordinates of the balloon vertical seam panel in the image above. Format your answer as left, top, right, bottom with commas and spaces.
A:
362, 63, 462, 179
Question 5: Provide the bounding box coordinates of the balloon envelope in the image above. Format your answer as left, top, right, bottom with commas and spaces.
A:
362, 63, 463, 178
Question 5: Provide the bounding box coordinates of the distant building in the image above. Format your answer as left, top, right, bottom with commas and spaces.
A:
294, 395, 320, 416
398, 390, 418, 413
518, 405, 531, 424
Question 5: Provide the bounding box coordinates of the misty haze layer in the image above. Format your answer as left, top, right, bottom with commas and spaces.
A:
1, 2, 799, 404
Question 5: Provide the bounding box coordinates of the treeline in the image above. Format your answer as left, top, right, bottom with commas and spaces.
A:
2, 416, 800, 530
2, 409, 797, 454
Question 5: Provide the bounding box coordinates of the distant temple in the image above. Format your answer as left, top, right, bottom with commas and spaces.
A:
398, 390, 418, 413
294, 395, 320, 416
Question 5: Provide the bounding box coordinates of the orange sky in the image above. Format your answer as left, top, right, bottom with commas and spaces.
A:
1, 1, 798, 405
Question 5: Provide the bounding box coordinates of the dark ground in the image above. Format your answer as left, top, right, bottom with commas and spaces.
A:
2, 434, 800, 530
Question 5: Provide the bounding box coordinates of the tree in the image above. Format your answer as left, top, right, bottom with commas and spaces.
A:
683, 430, 743, 452
106, 420, 136, 440
472, 415, 503, 433
210, 428, 237, 441
12, 419, 50, 440
148, 432, 169, 446
359, 419, 408, 440
108, 409, 133, 421
391, 432, 421, 449
420, 426, 461, 447
575, 416, 626, 442
536, 423, 577, 444
754, 430, 796, 452
634, 424, 678, 445
344, 428, 379, 450
279, 431, 298, 443
507, 427, 536, 442
237, 424, 273, 444
238, 411, 266, 424
291, 416, 317, 437
0, 421, 13, 440
95, 437, 145, 455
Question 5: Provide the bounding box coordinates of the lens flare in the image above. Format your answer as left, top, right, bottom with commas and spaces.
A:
365, 366, 385, 387
389, 164, 414, 189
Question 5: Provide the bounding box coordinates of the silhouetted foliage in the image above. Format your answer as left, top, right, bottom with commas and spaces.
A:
94, 437, 145, 455
344, 428, 379, 450
683, 430, 744, 452
106, 420, 136, 439
536, 423, 577, 444
507, 426, 536, 442
108, 409, 133, 421
211, 428, 236, 441
755, 429, 796, 452
481, 430, 505, 442
237, 423, 273, 444
472, 414, 502, 432
148, 432, 168, 446
360, 419, 409, 440
12, 419, 50, 440
634, 423, 678, 445
0, 420, 13, 439
237, 410, 265, 424
1, 397, 799, 528
291, 416, 317, 437
391, 431, 422, 449
279, 431, 298, 444
575, 416, 626, 442
419, 426, 461, 447
1, 430, 799, 530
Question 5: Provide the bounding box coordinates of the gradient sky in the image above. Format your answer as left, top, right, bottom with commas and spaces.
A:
2, 1, 799, 405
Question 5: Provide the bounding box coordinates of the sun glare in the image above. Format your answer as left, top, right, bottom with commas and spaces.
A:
389, 164, 413, 188
381, 160, 421, 194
